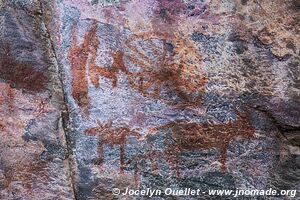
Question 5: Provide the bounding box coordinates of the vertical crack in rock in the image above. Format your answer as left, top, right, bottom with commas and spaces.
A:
3, 0, 298, 199
0, 1, 75, 198
38, 1, 77, 199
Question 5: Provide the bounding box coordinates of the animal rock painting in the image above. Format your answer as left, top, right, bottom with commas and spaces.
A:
124, 35, 208, 106
85, 120, 142, 173
69, 21, 208, 119
1, 0, 299, 199
151, 109, 255, 175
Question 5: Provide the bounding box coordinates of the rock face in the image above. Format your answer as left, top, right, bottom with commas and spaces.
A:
0, 0, 299, 199
0, 1, 74, 199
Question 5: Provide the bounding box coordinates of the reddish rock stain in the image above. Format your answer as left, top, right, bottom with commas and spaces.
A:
3, 161, 48, 195
151, 0, 186, 37
155, 0, 186, 22
35, 99, 52, 117
0, 45, 48, 93
0, 84, 16, 133
0, 84, 15, 130
1, 83, 15, 114
68, 21, 99, 116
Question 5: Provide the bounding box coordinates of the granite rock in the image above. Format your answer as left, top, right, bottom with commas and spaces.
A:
0, 1, 74, 199
0, 0, 299, 199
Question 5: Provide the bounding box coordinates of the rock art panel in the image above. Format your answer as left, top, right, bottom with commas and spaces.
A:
1, 0, 299, 199
43, 0, 300, 198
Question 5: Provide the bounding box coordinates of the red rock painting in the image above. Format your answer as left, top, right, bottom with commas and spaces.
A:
68, 20, 99, 116
84, 108, 254, 181
85, 120, 142, 173
70, 22, 207, 113
2, 0, 300, 199
151, 109, 255, 174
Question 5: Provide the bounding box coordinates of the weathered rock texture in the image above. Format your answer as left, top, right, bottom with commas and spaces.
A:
0, 1, 74, 199
0, 0, 299, 199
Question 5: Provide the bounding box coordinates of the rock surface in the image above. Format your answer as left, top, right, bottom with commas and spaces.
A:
0, 1, 74, 199
0, 0, 299, 199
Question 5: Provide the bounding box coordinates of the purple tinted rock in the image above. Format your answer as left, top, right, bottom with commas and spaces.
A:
1, 0, 299, 199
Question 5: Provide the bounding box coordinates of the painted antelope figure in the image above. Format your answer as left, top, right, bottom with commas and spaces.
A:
149, 108, 255, 176
84, 120, 142, 173
124, 34, 208, 107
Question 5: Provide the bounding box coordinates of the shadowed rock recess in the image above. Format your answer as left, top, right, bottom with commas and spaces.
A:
0, 0, 299, 199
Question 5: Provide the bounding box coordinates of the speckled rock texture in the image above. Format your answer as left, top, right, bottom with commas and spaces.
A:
0, 1, 74, 199
0, 0, 299, 199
